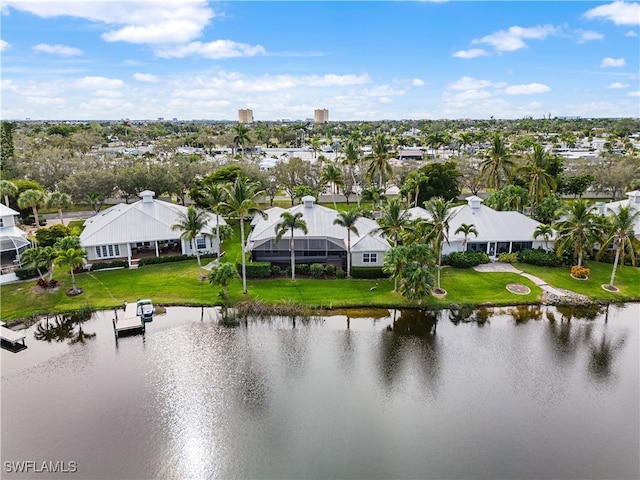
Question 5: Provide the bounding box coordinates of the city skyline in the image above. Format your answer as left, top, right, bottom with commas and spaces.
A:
1, 1, 639, 121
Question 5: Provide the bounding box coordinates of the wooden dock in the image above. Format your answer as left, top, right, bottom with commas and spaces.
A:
112, 302, 145, 338
1, 321, 26, 346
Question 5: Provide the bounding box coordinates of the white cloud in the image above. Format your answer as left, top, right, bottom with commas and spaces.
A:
0, 39, 9, 51
33, 43, 82, 56
379, 97, 393, 104
448, 76, 506, 91
155, 40, 266, 59
600, 57, 626, 67
412, 78, 425, 87
472, 24, 560, 52
574, 29, 604, 43
607, 82, 629, 89
584, 1, 640, 26
452, 48, 489, 58
73, 76, 125, 90
628, 91, 640, 97
4, 0, 214, 45
134, 73, 160, 82
625, 30, 638, 37
504, 83, 550, 95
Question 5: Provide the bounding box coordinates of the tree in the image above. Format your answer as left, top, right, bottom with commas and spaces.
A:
208, 262, 238, 299
0, 179, 18, 207
223, 177, 265, 294
55, 247, 86, 293
366, 133, 392, 188
374, 197, 410, 247
553, 199, 601, 267
455, 223, 478, 251
341, 140, 361, 206
597, 205, 640, 289
199, 182, 226, 254
275, 212, 308, 281
18, 189, 48, 228
20, 246, 57, 283
361, 185, 386, 213
413, 162, 462, 205
1, 121, 16, 177
321, 164, 344, 210
534, 224, 554, 251
171, 206, 210, 279
483, 184, 529, 212
383, 243, 436, 301
232, 124, 251, 159
47, 191, 72, 225
85, 192, 105, 214
273, 157, 322, 206
333, 208, 361, 278
422, 196, 455, 292
479, 133, 513, 190
519, 144, 557, 212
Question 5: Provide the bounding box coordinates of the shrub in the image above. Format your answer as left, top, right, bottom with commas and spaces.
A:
498, 252, 518, 264
139, 255, 190, 266
336, 268, 346, 279
270, 265, 281, 276
91, 260, 129, 270
296, 264, 310, 276
35, 224, 73, 247
517, 248, 563, 267
571, 265, 590, 279
351, 266, 389, 279
237, 262, 271, 278
325, 264, 336, 277
15, 267, 39, 280
310, 263, 324, 278
443, 251, 490, 268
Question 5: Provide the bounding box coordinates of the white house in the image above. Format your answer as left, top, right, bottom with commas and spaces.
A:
247, 196, 390, 269
0, 203, 30, 276
407, 195, 553, 259
600, 190, 640, 241
80, 190, 226, 267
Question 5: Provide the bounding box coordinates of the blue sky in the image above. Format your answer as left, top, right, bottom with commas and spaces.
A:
1, 1, 638, 121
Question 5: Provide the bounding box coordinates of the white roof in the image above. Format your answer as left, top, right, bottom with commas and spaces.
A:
248, 199, 390, 253
407, 197, 549, 243
0, 203, 20, 217
80, 195, 226, 247
603, 190, 640, 238
252, 206, 284, 226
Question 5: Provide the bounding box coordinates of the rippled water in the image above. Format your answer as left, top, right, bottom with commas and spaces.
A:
2, 303, 639, 479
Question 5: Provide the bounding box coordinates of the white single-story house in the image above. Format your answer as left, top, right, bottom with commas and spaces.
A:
80, 190, 226, 267
247, 195, 390, 269
0, 203, 30, 278
599, 190, 640, 241
407, 195, 553, 259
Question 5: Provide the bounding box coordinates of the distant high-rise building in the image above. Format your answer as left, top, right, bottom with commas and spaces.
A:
238, 109, 254, 124
314, 109, 329, 124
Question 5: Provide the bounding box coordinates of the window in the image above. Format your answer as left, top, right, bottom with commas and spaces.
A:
363, 253, 377, 263
196, 237, 206, 250
96, 244, 120, 258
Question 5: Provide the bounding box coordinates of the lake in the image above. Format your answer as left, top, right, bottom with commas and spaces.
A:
2, 303, 639, 479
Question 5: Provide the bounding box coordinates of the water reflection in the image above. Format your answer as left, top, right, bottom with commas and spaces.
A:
449, 304, 491, 325
509, 304, 543, 324
33, 307, 96, 345
589, 331, 626, 381
555, 303, 605, 321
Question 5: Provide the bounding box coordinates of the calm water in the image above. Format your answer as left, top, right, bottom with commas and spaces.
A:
1, 303, 639, 480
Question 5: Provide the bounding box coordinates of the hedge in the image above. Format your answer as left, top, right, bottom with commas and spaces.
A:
14, 267, 40, 280
351, 266, 389, 279
517, 248, 563, 267
237, 262, 271, 278
139, 255, 190, 266
443, 251, 490, 268
90, 260, 129, 270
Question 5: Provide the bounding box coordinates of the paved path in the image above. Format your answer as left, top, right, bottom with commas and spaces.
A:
473, 262, 568, 298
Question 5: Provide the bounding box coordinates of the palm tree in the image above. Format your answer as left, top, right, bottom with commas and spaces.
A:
232, 124, 251, 159
478, 133, 513, 190
367, 133, 392, 188
423, 196, 455, 291
554, 199, 601, 267
171, 205, 210, 278
20, 246, 57, 283
321, 164, 344, 210
55, 247, 86, 293
208, 262, 238, 299
455, 223, 478, 251
520, 144, 557, 213
85, 191, 104, 213
200, 183, 226, 254
374, 198, 410, 247
534, 224, 554, 251
223, 177, 265, 294
342, 140, 361, 206
0, 179, 18, 207
597, 205, 640, 289
275, 212, 308, 281
361, 185, 386, 213
333, 208, 361, 278
47, 191, 73, 226
17, 189, 48, 228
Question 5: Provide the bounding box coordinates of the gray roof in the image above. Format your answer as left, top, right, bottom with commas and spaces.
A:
80, 193, 225, 247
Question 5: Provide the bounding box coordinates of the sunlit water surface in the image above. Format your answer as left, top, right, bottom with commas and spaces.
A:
2, 303, 638, 479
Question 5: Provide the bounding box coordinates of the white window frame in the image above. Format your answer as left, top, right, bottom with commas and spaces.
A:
363, 253, 377, 263
96, 244, 120, 258
196, 237, 206, 250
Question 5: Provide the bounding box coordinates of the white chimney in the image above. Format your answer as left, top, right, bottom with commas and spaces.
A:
466, 195, 483, 210
302, 195, 316, 208
140, 190, 155, 204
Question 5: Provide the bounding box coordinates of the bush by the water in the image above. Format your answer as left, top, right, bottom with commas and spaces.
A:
351, 266, 389, 279
517, 248, 563, 267
443, 251, 490, 268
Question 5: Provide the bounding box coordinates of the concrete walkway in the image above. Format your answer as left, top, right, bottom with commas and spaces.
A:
473, 262, 568, 298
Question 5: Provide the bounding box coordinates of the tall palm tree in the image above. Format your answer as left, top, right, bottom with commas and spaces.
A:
232, 124, 251, 159
534, 224, 554, 251
275, 212, 308, 281
333, 208, 360, 278
18, 189, 48, 228
520, 144, 557, 213
367, 133, 392, 188
554, 199, 601, 267
56, 247, 86, 293
321, 164, 344, 210
374, 198, 410, 247
223, 177, 265, 294
423, 196, 455, 291
171, 205, 210, 278
342, 140, 361, 206
455, 223, 478, 251
478, 133, 513, 190
47, 191, 73, 226
0, 179, 18, 207
597, 205, 640, 288
200, 183, 226, 254
361, 185, 386, 213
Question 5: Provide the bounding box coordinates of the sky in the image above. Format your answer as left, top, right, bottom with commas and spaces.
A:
1, 1, 639, 121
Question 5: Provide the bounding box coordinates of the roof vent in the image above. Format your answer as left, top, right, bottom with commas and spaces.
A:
466, 195, 483, 209
628, 190, 640, 205
140, 190, 155, 204
302, 195, 316, 208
